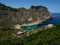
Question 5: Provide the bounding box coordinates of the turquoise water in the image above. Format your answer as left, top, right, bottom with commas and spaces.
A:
22, 13, 60, 30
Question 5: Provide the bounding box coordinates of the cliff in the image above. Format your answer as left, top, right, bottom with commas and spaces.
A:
0, 3, 52, 28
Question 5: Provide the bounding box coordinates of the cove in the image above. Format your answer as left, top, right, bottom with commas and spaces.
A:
22, 13, 60, 30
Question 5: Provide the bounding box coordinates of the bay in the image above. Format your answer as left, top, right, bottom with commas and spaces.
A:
22, 13, 60, 30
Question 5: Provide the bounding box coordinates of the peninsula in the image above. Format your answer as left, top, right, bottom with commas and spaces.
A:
0, 3, 52, 29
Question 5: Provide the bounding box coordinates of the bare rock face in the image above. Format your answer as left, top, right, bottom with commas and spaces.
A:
46, 24, 54, 29
0, 3, 53, 29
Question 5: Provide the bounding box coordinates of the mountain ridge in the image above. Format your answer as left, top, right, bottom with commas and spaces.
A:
0, 3, 52, 29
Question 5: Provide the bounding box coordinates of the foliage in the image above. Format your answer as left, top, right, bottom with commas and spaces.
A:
0, 25, 60, 45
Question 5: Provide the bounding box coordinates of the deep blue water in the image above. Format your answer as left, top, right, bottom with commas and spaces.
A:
22, 13, 60, 30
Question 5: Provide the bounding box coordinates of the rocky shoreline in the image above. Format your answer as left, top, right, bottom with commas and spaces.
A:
13, 15, 53, 29
21, 15, 53, 26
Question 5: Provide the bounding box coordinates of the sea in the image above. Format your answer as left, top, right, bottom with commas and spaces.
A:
22, 13, 60, 30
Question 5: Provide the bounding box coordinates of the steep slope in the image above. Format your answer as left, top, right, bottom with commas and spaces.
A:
0, 3, 52, 28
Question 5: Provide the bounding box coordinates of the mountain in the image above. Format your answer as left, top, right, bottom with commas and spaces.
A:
0, 3, 52, 29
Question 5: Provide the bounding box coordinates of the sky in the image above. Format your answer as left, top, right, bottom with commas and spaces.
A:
0, 0, 60, 13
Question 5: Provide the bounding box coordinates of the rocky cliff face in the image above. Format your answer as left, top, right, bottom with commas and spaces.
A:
0, 3, 52, 28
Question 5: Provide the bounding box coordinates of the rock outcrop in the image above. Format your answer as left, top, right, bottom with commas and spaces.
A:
46, 24, 54, 29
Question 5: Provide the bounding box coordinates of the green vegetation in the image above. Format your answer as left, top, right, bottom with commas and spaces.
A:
0, 24, 60, 45
0, 3, 19, 12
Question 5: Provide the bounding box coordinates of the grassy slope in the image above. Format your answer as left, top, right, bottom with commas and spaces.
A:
0, 25, 60, 45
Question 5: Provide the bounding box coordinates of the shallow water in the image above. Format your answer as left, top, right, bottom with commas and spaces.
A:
22, 13, 60, 30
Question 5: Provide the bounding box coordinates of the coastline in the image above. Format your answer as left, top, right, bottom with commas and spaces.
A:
21, 16, 52, 26
13, 15, 53, 29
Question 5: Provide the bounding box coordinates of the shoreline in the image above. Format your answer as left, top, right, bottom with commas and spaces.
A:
21, 16, 52, 26
13, 16, 53, 29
